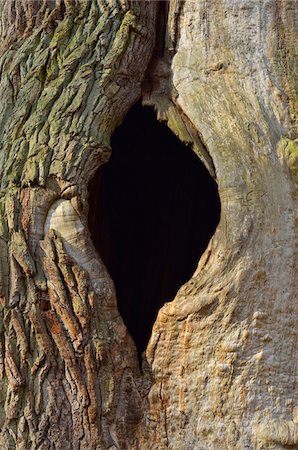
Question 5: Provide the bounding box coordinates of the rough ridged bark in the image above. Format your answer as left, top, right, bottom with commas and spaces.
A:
0, 1, 158, 448
0, 1, 297, 449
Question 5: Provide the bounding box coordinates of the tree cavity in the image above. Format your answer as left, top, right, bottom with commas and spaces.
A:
88, 102, 220, 362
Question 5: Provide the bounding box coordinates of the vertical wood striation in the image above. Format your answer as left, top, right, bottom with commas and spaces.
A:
139, 1, 298, 449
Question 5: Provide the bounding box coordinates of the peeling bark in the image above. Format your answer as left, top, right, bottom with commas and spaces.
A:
0, 1, 297, 449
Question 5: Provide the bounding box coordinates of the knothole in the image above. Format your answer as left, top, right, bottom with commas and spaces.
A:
88, 101, 220, 361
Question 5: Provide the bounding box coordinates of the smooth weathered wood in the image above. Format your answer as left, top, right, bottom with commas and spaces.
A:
140, 1, 298, 449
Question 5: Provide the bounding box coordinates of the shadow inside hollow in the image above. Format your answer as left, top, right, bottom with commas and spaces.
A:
88, 101, 220, 363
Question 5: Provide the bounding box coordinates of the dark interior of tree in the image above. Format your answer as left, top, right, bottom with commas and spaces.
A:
88, 101, 221, 363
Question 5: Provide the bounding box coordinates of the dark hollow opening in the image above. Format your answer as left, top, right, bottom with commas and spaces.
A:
88, 102, 220, 362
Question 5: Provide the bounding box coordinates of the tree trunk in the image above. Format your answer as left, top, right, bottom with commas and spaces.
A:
0, 1, 297, 449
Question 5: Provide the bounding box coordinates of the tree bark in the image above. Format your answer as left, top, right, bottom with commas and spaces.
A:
0, 1, 297, 449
